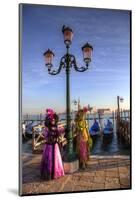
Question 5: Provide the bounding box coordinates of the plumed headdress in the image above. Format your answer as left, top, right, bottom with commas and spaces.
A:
75, 106, 88, 121
46, 108, 55, 121
45, 108, 59, 127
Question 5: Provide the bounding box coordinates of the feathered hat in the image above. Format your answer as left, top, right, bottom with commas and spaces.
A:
46, 108, 55, 121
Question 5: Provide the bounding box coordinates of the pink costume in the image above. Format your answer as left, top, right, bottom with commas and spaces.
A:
40, 109, 65, 180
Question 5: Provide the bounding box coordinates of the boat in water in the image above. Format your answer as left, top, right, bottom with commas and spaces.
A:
24, 121, 44, 138
103, 119, 113, 136
89, 119, 101, 137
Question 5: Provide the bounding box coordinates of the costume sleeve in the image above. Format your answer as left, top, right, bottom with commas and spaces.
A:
58, 126, 65, 135
85, 121, 90, 138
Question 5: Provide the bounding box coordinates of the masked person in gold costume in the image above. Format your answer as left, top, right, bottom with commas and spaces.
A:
74, 107, 92, 169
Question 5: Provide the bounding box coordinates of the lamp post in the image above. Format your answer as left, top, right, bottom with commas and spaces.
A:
43, 25, 93, 161
117, 96, 124, 132
117, 96, 124, 115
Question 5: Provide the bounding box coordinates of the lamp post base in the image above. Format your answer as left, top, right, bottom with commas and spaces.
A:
62, 145, 79, 173
63, 159, 79, 174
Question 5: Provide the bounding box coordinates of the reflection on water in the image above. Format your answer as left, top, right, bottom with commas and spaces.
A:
89, 118, 130, 155
91, 132, 130, 155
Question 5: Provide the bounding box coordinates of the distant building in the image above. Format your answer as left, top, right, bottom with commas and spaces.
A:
97, 108, 110, 114
91, 106, 97, 113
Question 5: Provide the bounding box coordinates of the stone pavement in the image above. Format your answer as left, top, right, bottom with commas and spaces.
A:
22, 152, 130, 195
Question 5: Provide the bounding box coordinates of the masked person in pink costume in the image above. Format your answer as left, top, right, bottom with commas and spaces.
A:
40, 109, 65, 180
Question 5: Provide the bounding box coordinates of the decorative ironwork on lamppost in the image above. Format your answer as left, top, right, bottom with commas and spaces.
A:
43, 25, 93, 161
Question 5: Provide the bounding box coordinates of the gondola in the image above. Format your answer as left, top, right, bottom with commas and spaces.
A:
103, 119, 113, 137
89, 120, 101, 138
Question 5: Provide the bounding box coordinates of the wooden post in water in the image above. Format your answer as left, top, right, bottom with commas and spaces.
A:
26, 113, 29, 125
98, 111, 101, 128
121, 109, 123, 121
112, 111, 114, 125
120, 109, 121, 120
117, 96, 120, 114
124, 110, 126, 121
117, 96, 120, 132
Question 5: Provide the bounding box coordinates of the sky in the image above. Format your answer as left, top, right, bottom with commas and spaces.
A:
21, 4, 130, 114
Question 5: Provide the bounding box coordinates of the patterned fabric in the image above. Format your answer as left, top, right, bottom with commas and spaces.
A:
76, 131, 89, 163
54, 143, 65, 178
40, 144, 53, 180
74, 109, 91, 167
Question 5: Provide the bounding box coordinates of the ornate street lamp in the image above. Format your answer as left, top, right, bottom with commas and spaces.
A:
43, 25, 93, 161
43, 49, 55, 71
82, 43, 93, 65
62, 25, 73, 46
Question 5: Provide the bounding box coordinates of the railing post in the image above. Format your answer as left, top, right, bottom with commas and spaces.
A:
112, 111, 114, 126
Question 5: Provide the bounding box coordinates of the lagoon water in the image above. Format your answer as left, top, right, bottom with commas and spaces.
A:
91, 130, 130, 156
22, 112, 130, 156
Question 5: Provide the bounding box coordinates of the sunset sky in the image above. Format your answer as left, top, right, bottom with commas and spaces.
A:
21, 4, 130, 115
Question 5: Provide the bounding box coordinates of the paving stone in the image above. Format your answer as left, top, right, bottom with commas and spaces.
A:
118, 166, 129, 174
61, 182, 75, 192
120, 184, 131, 189
74, 180, 92, 187
122, 173, 130, 180
81, 171, 95, 176
105, 167, 118, 172
22, 182, 51, 194
95, 170, 105, 176
21, 155, 130, 194
91, 183, 105, 190
79, 175, 94, 182
71, 175, 81, 181
87, 160, 99, 165
98, 162, 108, 167
93, 176, 106, 183
98, 159, 110, 163
106, 170, 119, 178
105, 182, 120, 189
119, 177, 130, 187
105, 177, 119, 184
73, 185, 92, 191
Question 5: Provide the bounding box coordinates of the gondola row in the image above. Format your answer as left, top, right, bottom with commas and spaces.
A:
89, 119, 114, 138
22, 119, 114, 141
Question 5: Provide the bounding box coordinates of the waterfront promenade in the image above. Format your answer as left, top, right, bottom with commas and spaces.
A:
22, 140, 130, 195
